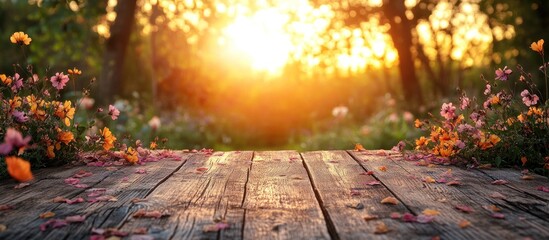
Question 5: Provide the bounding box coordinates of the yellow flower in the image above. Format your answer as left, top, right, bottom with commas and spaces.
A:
530, 39, 544, 54
124, 147, 139, 164
8, 96, 22, 112
54, 100, 75, 126
100, 127, 117, 151
415, 136, 429, 150
5, 156, 33, 182
10, 32, 32, 45
68, 68, 82, 75
438, 144, 455, 157
57, 129, 74, 145
150, 141, 157, 150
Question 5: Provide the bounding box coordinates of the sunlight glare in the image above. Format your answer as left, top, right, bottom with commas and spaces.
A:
224, 9, 293, 74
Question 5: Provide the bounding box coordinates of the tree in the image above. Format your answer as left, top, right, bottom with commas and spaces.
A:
98, 0, 137, 103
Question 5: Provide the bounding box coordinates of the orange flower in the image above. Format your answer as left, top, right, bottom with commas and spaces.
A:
67, 68, 82, 75
354, 143, 366, 151
478, 133, 500, 150
123, 147, 138, 164
46, 142, 55, 159
490, 95, 500, 105
415, 136, 429, 150
100, 127, 116, 151
0, 74, 11, 85
5, 156, 33, 182
54, 100, 75, 126
10, 32, 32, 45
414, 119, 424, 128
530, 39, 544, 54
57, 130, 74, 145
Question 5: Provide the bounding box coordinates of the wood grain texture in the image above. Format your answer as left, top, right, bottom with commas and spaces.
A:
301, 151, 437, 239
243, 151, 330, 240
1, 152, 190, 240
477, 168, 549, 201
348, 150, 549, 240
119, 151, 253, 240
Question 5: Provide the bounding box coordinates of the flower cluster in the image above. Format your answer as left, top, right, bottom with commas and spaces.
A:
1, 32, 151, 182
410, 39, 549, 169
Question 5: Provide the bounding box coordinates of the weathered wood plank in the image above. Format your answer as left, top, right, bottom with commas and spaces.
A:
477, 168, 549, 201
1, 152, 190, 240
0, 167, 120, 239
243, 151, 330, 239
41, 151, 190, 240
349, 150, 549, 240
301, 151, 437, 239
119, 151, 253, 240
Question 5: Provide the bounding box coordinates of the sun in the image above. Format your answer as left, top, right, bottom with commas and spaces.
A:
223, 9, 294, 74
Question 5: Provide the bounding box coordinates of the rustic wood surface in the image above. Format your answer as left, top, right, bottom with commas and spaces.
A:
1, 150, 548, 240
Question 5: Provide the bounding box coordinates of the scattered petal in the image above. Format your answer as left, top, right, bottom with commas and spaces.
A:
485, 205, 501, 212
536, 186, 549, 193
374, 222, 390, 234
422, 209, 440, 216
39, 211, 56, 219
350, 189, 361, 196
132, 209, 169, 219
196, 167, 208, 173
381, 196, 399, 205
363, 214, 378, 221
455, 205, 474, 213
446, 180, 462, 186
73, 170, 93, 178
40, 219, 68, 231
66, 215, 86, 223
366, 180, 381, 186
378, 166, 387, 172
458, 220, 471, 228
492, 213, 505, 219
135, 168, 147, 174
65, 197, 85, 204
14, 182, 30, 189
203, 222, 230, 232
402, 213, 417, 222
390, 212, 401, 219
491, 179, 509, 185
416, 214, 435, 223
64, 177, 80, 185
489, 192, 506, 199
0, 205, 13, 211
521, 175, 534, 180
423, 176, 436, 183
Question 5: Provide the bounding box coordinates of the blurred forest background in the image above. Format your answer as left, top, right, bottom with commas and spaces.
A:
1, 0, 547, 150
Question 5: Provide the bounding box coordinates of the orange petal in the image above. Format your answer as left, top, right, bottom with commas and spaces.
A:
381, 196, 399, 205
5, 156, 33, 182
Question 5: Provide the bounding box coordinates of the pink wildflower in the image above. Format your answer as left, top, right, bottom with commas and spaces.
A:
460, 96, 470, 110
0, 128, 31, 155
11, 110, 29, 123
495, 66, 512, 81
50, 72, 69, 90
12, 73, 23, 92
440, 102, 456, 120
520, 89, 539, 107
108, 105, 120, 120
484, 84, 491, 95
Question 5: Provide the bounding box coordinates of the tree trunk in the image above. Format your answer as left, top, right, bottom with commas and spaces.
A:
382, 0, 424, 106
99, 0, 137, 104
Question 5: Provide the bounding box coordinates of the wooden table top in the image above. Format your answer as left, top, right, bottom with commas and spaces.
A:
1, 150, 548, 240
